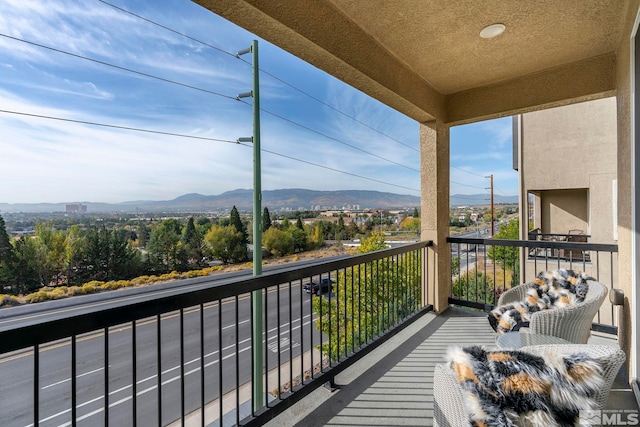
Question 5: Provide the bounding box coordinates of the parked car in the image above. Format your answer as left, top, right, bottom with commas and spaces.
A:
303, 278, 334, 295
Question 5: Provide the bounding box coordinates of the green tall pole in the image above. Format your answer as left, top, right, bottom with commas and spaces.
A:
250, 40, 264, 412
237, 40, 263, 413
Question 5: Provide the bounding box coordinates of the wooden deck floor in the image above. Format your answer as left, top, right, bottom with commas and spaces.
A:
265, 308, 638, 427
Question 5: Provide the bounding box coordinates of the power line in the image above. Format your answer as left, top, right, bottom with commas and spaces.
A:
493, 184, 512, 196
256, 67, 418, 152
237, 100, 420, 172
1, 109, 418, 193
450, 181, 488, 190
237, 142, 419, 193
451, 165, 488, 179
0, 109, 239, 144
3, 32, 418, 173
98, 0, 417, 153
0, 33, 238, 102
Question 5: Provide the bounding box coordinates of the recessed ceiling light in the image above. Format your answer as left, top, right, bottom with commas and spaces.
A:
480, 23, 506, 39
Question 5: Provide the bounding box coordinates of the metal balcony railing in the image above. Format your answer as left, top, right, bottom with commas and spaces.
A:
447, 236, 618, 334
0, 241, 433, 427
527, 229, 592, 261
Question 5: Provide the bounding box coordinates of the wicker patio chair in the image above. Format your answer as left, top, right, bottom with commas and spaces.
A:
496, 279, 607, 344
521, 344, 626, 410
433, 344, 625, 427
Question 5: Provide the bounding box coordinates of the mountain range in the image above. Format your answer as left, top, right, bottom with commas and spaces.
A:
0, 189, 517, 213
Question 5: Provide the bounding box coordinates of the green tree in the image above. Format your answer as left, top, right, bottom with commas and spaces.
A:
413, 207, 419, 218
309, 223, 325, 249
345, 221, 360, 240
357, 232, 387, 253
487, 219, 520, 285
182, 217, 206, 268
147, 219, 187, 272
295, 217, 304, 230
12, 236, 40, 294
280, 218, 291, 231
289, 227, 307, 253
71, 227, 142, 285
262, 227, 294, 257
0, 215, 15, 287
34, 223, 67, 286
451, 268, 496, 305
313, 232, 421, 361
263, 207, 272, 232
230, 206, 248, 246
137, 223, 151, 248
399, 217, 421, 233
204, 225, 246, 264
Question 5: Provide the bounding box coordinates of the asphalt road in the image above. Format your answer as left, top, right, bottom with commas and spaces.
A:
0, 277, 329, 426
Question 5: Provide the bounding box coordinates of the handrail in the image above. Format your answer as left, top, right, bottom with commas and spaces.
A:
0, 240, 434, 427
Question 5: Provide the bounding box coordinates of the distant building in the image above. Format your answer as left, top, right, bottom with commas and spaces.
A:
66, 204, 87, 214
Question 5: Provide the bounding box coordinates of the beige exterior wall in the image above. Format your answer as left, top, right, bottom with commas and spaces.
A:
519, 97, 618, 245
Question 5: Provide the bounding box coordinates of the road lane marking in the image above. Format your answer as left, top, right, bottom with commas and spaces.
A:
41, 366, 107, 390
26, 316, 318, 426
2, 282, 304, 364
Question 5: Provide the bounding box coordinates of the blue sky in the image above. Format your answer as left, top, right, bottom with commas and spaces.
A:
0, 0, 517, 204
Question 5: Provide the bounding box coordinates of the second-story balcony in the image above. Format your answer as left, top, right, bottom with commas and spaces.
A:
0, 238, 634, 426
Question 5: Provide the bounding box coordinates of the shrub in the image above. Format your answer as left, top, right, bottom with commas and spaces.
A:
67, 286, 83, 296
82, 281, 104, 294
0, 294, 21, 308
131, 276, 151, 286
49, 287, 68, 300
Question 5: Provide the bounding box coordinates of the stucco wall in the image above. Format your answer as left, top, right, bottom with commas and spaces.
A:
520, 97, 618, 244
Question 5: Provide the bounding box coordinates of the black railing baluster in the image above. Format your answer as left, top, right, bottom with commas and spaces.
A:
72, 336, 77, 426
299, 278, 303, 385
218, 300, 223, 425
309, 276, 314, 379
277, 284, 281, 398
0, 242, 434, 427
132, 321, 137, 426
200, 304, 205, 427
265, 287, 269, 403
104, 328, 109, 426
34, 344, 39, 427
157, 315, 162, 426
447, 236, 617, 333
288, 281, 293, 393
180, 309, 184, 426
235, 296, 240, 427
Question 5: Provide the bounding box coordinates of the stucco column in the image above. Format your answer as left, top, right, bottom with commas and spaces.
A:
420, 120, 450, 312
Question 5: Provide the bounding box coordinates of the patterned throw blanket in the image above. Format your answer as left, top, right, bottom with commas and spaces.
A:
447, 345, 603, 426
489, 269, 590, 334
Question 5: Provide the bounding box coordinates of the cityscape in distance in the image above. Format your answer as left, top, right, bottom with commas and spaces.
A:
0, 188, 518, 214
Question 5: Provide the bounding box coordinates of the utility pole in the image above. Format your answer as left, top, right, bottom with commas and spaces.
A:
489, 174, 494, 236
237, 40, 263, 412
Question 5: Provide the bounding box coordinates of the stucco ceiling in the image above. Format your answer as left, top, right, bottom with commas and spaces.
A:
327, 0, 624, 94
194, 0, 627, 124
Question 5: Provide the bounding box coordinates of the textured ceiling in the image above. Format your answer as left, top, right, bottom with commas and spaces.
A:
326, 0, 624, 94
194, 0, 626, 123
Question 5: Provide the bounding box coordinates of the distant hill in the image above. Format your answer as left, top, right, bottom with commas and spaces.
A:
0, 190, 517, 213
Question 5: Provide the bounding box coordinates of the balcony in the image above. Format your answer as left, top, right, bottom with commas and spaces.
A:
0, 239, 634, 426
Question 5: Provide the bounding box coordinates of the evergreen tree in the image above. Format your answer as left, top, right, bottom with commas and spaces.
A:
413, 207, 420, 218
230, 206, 248, 245
0, 215, 15, 286
147, 219, 188, 272
262, 207, 272, 231
182, 217, 205, 268
12, 236, 40, 294
296, 217, 304, 230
